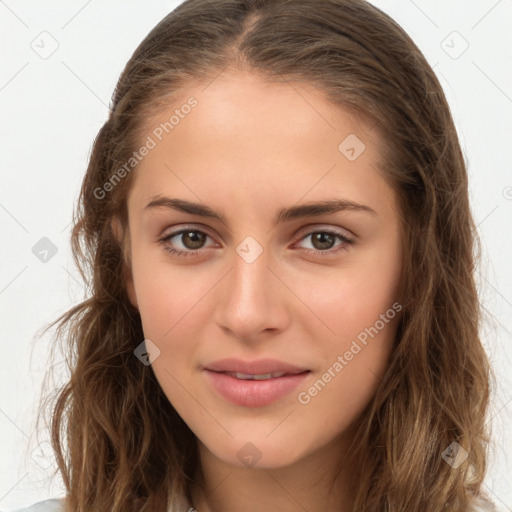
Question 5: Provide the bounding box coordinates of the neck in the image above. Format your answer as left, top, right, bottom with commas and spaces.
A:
188, 430, 358, 512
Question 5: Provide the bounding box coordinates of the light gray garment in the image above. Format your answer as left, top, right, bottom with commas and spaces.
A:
2, 496, 196, 512
2, 499, 64, 512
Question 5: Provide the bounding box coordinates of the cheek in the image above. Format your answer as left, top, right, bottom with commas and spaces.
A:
297, 301, 398, 438
291, 242, 401, 408
294, 256, 401, 345
131, 258, 205, 406
130, 248, 213, 339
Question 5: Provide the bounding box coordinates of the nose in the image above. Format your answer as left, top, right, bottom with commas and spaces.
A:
214, 243, 290, 343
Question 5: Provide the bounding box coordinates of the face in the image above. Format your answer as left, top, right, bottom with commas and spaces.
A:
123, 70, 403, 469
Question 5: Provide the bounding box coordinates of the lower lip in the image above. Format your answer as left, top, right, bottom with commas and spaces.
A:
204, 370, 310, 408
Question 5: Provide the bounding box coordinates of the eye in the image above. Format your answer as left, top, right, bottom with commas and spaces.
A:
159, 228, 217, 258
295, 229, 354, 256
158, 226, 354, 259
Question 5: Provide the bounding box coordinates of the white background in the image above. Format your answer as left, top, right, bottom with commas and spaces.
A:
0, 0, 511, 510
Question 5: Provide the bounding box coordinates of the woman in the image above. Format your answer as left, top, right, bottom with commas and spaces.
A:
9, 0, 495, 510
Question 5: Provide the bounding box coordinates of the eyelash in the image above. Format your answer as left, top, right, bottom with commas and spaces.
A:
158, 227, 354, 259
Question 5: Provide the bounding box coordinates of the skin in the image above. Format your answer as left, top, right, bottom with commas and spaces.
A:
122, 70, 403, 512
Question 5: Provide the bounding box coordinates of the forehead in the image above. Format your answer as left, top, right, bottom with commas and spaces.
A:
128, 71, 396, 217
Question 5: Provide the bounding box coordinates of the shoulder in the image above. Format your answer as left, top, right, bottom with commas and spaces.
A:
1, 498, 65, 512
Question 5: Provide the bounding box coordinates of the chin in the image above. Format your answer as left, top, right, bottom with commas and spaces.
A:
199, 431, 309, 470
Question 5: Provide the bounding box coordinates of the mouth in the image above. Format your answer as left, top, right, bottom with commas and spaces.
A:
221, 371, 297, 380
203, 358, 311, 407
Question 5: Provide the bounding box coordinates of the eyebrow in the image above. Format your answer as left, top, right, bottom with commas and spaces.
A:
144, 196, 377, 225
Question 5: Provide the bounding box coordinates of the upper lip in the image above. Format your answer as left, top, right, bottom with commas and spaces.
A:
204, 358, 309, 375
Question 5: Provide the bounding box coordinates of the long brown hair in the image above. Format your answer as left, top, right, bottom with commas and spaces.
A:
39, 0, 493, 510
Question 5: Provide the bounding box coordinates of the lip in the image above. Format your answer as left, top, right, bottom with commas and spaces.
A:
203, 358, 310, 408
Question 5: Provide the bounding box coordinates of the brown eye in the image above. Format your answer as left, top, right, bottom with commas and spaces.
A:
310, 232, 337, 250
159, 228, 215, 258
296, 230, 353, 256
178, 231, 207, 250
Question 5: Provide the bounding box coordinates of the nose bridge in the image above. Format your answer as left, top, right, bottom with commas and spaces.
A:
230, 238, 272, 310
215, 236, 286, 338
